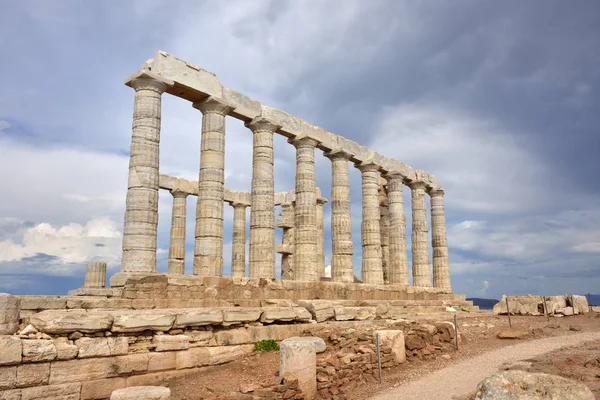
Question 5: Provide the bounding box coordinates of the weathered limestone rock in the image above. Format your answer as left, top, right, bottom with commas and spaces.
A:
21, 383, 82, 400
374, 330, 406, 363
357, 162, 384, 284
193, 97, 233, 277
334, 306, 357, 321
17, 362, 50, 387
55, 338, 79, 360
173, 309, 223, 328
152, 335, 190, 351
22, 340, 57, 362
474, 370, 594, 400
384, 173, 409, 285
167, 190, 188, 275
0, 366, 17, 390
493, 295, 542, 316
559, 306, 574, 316
246, 117, 279, 278
30, 310, 113, 334
111, 311, 175, 333
0, 336, 22, 366
571, 295, 589, 314
81, 378, 127, 400
325, 150, 354, 283
292, 136, 320, 281
293, 307, 313, 322
121, 71, 173, 274
429, 188, 451, 290
110, 386, 171, 400
230, 203, 248, 277
297, 300, 334, 323
76, 337, 129, 358
222, 308, 262, 325
410, 181, 431, 287
0, 389, 20, 400
84, 262, 107, 288
280, 338, 317, 399
260, 307, 297, 323
0, 293, 20, 335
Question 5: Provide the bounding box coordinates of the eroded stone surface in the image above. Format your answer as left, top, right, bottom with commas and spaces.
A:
0, 293, 20, 335
110, 386, 171, 400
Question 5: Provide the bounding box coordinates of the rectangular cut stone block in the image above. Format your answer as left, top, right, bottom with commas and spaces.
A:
260, 307, 297, 323
17, 363, 50, 388
111, 354, 149, 375
214, 328, 252, 346
55, 339, 79, 360
184, 329, 213, 346
293, 307, 313, 322
0, 337, 22, 366
22, 340, 56, 362
152, 334, 190, 351
18, 296, 67, 311
0, 389, 21, 400
176, 347, 211, 369
355, 306, 377, 320
222, 308, 262, 325
76, 337, 128, 358
374, 330, 406, 363
21, 383, 81, 400
49, 358, 113, 384
0, 366, 17, 390
111, 311, 175, 333
30, 310, 113, 334
81, 377, 127, 400
148, 351, 177, 372
333, 306, 357, 321
297, 301, 334, 322
173, 309, 223, 328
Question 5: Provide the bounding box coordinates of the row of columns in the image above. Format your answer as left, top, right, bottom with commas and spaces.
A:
121, 73, 451, 290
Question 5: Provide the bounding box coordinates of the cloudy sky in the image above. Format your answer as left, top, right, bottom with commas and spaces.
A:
0, 1, 598, 299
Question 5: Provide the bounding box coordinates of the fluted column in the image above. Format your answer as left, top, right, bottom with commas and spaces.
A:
84, 262, 107, 288
429, 188, 451, 290
384, 173, 409, 285
316, 194, 327, 277
277, 202, 295, 280
246, 117, 280, 278
291, 136, 319, 281
231, 203, 248, 278
410, 181, 431, 287
379, 190, 390, 284
120, 72, 172, 274
324, 150, 354, 283
192, 97, 233, 277
357, 162, 384, 284
168, 190, 188, 275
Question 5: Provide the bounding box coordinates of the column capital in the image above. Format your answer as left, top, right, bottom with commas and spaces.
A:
355, 161, 380, 173
231, 201, 249, 208
288, 134, 319, 149
192, 96, 235, 116
428, 187, 445, 197
324, 148, 354, 161
408, 180, 429, 190
169, 189, 189, 199
317, 197, 328, 205
382, 171, 407, 182
125, 70, 174, 93
245, 117, 281, 133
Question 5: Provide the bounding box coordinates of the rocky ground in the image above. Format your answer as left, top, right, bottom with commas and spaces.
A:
164, 311, 600, 399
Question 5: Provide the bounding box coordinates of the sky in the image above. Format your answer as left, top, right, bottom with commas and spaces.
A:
0, 1, 599, 299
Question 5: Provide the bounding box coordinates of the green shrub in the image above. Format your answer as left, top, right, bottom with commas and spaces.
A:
255, 339, 280, 352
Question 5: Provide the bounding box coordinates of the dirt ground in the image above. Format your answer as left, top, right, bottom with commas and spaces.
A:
165, 311, 600, 399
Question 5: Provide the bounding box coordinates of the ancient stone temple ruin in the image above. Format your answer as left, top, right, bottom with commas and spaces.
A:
0, 51, 477, 400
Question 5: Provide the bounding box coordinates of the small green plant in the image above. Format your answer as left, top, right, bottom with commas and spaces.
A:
255, 339, 280, 352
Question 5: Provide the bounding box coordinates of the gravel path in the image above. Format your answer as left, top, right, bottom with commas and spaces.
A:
371, 331, 600, 400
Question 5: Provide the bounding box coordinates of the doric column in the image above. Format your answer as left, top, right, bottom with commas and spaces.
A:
357, 162, 384, 284
410, 181, 432, 287
230, 203, 248, 278
84, 262, 107, 288
384, 173, 409, 286
324, 150, 354, 283
246, 117, 280, 279
277, 202, 295, 280
379, 188, 390, 284
168, 190, 188, 275
316, 193, 328, 277
429, 188, 451, 290
120, 71, 172, 274
192, 97, 233, 277
291, 136, 319, 281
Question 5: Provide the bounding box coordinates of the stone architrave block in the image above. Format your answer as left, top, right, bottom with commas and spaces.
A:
0, 293, 21, 335
30, 310, 113, 334
297, 300, 334, 322
222, 308, 262, 325
374, 330, 406, 363
17, 362, 50, 387
152, 335, 190, 352
21, 383, 82, 400
22, 340, 57, 362
110, 386, 171, 400
110, 311, 175, 333
280, 338, 317, 399
172, 309, 223, 328
260, 307, 297, 323
0, 336, 23, 365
